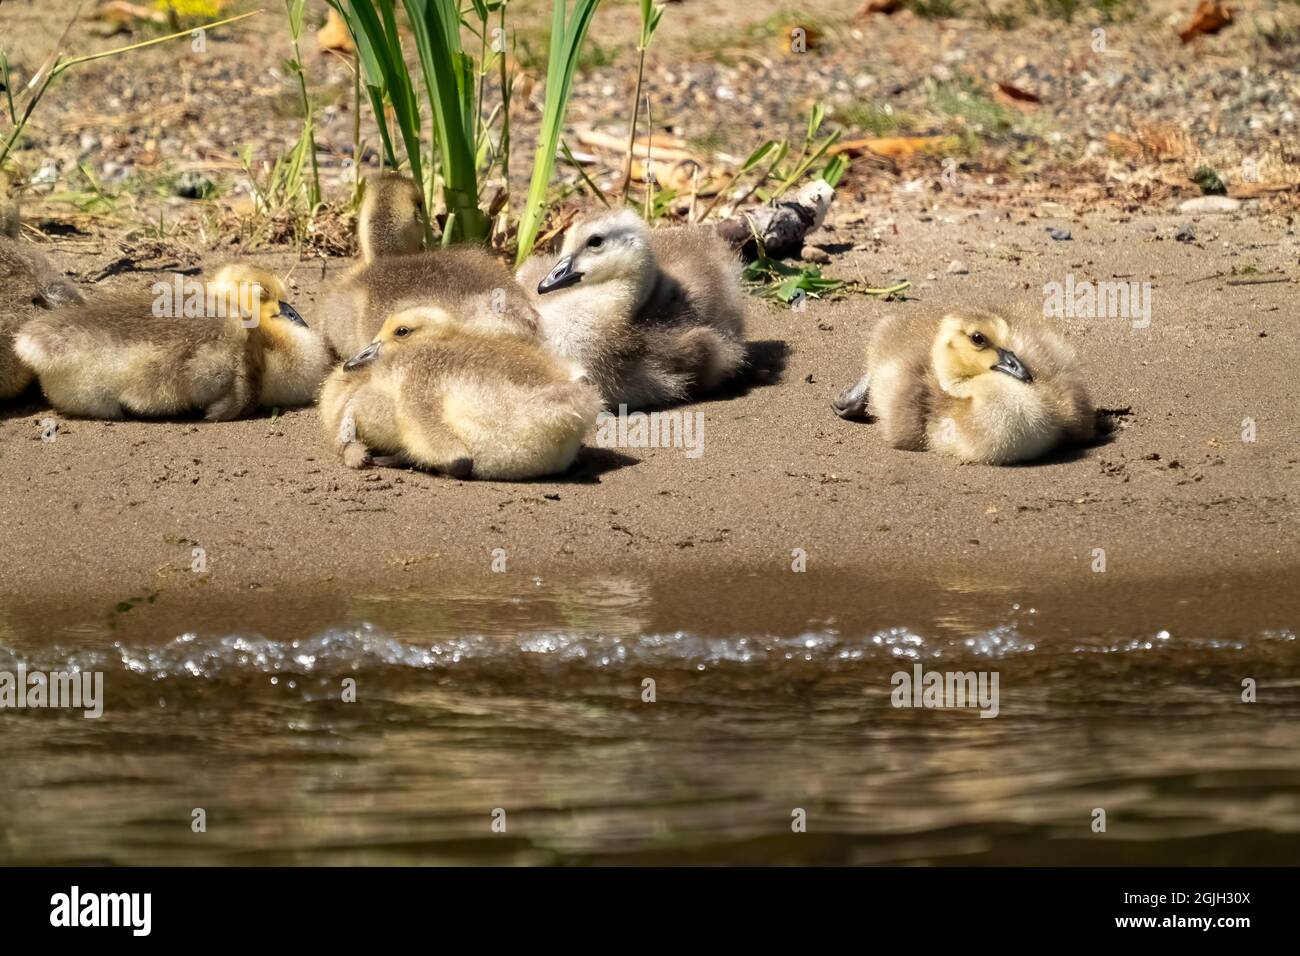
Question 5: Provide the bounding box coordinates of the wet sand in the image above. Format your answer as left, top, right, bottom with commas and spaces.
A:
1, 213, 1297, 623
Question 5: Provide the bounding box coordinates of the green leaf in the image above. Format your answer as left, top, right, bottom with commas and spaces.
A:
516, 0, 603, 265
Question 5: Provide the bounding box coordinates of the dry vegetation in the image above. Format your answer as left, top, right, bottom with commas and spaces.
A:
0, 0, 1294, 277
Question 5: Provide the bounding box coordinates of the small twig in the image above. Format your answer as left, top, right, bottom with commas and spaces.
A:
619, 45, 649, 203
688, 163, 699, 222
560, 140, 610, 209
1224, 277, 1290, 287
642, 92, 653, 221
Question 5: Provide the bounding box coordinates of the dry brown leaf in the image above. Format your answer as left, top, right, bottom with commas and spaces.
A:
994, 81, 1041, 111
1107, 123, 1190, 163
629, 157, 701, 192
95, 1, 167, 26
577, 128, 701, 164
776, 23, 821, 55
1229, 181, 1295, 199
318, 8, 355, 54
1178, 1, 1234, 43
830, 135, 959, 160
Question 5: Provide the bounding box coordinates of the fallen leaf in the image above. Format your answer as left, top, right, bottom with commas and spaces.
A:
94, 1, 167, 26
318, 8, 355, 54
630, 157, 702, 192
777, 23, 822, 54
830, 135, 959, 160
994, 81, 1041, 111
1229, 181, 1296, 199
577, 128, 700, 164
1178, 1, 1234, 43
1107, 123, 1189, 162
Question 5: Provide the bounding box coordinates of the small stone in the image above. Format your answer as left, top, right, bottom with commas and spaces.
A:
1044, 226, 1072, 241
174, 171, 214, 200
800, 245, 831, 265
1178, 195, 1241, 214
1175, 223, 1196, 242
946, 259, 969, 275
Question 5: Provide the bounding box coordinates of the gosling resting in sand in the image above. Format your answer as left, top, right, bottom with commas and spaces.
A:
518, 208, 747, 409
319, 306, 603, 480
832, 309, 1096, 465
319, 173, 539, 359
1, 203, 83, 400
16, 264, 329, 420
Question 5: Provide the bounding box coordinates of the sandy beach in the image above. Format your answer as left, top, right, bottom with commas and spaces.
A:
2, 212, 1296, 631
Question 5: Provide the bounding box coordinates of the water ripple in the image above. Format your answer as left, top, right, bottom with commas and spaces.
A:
0, 622, 1292, 683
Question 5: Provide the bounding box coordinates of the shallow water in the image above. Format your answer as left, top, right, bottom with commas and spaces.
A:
2, 570, 1298, 865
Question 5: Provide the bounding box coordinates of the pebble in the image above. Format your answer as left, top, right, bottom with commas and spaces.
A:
1179, 196, 1241, 214
1044, 226, 1072, 241
174, 171, 214, 199
946, 260, 969, 275
1175, 223, 1196, 242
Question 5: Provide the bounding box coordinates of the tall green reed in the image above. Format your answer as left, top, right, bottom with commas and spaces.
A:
329, 0, 600, 257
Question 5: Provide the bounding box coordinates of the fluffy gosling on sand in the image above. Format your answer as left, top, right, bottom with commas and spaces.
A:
517, 208, 747, 409
832, 309, 1096, 465
1, 204, 83, 400
319, 306, 603, 480
15, 264, 329, 420
319, 174, 538, 359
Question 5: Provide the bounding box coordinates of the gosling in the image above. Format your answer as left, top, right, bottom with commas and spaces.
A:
517, 208, 747, 409
319, 173, 538, 359
832, 308, 1096, 464
15, 264, 330, 420
1, 203, 83, 400
319, 306, 603, 480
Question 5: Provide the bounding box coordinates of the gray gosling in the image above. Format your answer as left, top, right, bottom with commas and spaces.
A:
15, 264, 329, 420
518, 208, 747, 409
319, 173, 538, 359
1, 202, 83, 399
319, 306, 603, 480
832, 308, 1096, 465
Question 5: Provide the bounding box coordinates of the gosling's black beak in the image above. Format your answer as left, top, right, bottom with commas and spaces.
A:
537, 255, 582, 295
991, 347, 1032, 383
278, 301, 308, 327
343, 341, 381, 371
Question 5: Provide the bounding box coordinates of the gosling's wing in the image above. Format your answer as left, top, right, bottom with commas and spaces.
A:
358, 251, 537, 339
19, 284, 246, 359
867, 314, 941, 450
645, 226, 745, 335
1007, 314, 1081, 379
1007, 315, 1097, 441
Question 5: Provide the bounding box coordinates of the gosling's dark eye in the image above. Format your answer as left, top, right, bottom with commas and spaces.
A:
969, 332, 987, 348
586, 235, 603, 249
395, 326, 411, 338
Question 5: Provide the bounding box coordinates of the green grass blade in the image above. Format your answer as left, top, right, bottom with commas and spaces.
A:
327, 0, 398, 168
403, 0, 488, 241
515, 0, 602, 265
